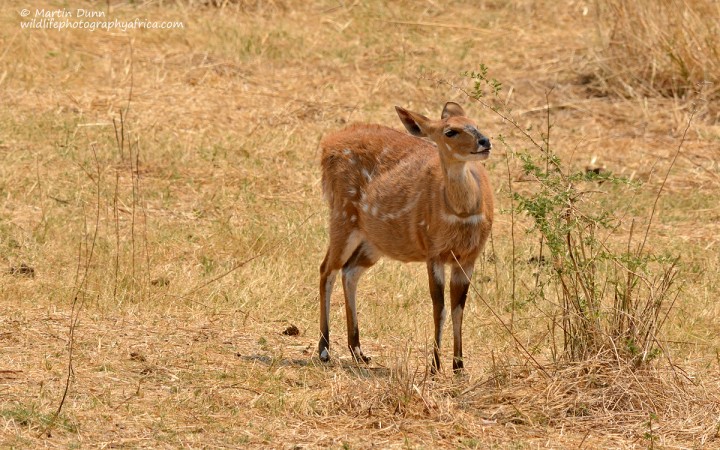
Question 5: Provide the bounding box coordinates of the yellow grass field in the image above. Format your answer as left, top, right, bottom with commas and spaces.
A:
2, 0, 720, 448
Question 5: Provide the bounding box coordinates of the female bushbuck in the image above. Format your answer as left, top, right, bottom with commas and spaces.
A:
318, 102, 494, 372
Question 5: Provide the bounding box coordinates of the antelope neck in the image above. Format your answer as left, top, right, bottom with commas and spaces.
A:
441, 161, 483, 218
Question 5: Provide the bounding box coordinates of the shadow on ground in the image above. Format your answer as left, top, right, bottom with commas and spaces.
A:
238, 354, 392, 377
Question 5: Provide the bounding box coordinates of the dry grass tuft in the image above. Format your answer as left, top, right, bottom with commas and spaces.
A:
463, 355, 720, 446
591, 0, 720, 117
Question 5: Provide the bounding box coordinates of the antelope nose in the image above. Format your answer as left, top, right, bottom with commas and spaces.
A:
478, 136, 491, 150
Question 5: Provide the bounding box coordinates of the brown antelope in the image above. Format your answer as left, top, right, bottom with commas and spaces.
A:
318, 102, 494, 372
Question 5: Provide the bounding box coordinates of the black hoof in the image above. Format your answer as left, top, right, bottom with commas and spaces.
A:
431, 354, 441, 375
452, 359, 464, 373
350, 348, 371, 364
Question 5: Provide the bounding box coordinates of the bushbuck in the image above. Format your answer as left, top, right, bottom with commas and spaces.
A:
318, 102, 494, 372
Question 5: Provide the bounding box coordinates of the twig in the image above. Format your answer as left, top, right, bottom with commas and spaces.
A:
638, 108, 695, 255
503, 144, 517, 331
136, 136, 152, 299
42, 145, 102, 436
113, 170, 120, 302
535, 88, 554, 291
124, 38, 134, 118
128, 113, 137, 296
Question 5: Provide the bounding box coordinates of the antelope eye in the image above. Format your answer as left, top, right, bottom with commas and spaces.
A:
444, 129, 458, 138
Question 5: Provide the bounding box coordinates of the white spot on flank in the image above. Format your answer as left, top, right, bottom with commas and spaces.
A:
419, 220, 425, 226
348, 187, 356, 197
343, 148, 352, 156
362, 168, 372, 182
361, 203, 369, 213
350, 215, 357, 223
371, 205, 379, 216
380, 192, 422, 222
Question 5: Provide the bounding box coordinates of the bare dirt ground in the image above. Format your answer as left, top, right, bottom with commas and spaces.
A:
2, 1, 720, 448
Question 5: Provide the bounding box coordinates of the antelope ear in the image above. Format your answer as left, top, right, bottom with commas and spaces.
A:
395, 106, 433, 137
441, 102, 465, 119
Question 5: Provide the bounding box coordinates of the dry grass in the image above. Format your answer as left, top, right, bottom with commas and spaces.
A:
590, 0, 720, 117
2, 0, 720, 448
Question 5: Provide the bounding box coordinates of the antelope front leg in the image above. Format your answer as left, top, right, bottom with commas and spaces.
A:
427, 260, 446, 373
450, 263, 473, 372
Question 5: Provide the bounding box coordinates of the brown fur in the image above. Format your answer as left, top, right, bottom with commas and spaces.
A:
317, 103, 494, 372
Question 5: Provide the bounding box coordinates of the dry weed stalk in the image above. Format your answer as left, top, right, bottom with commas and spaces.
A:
43, 145, 102, 437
